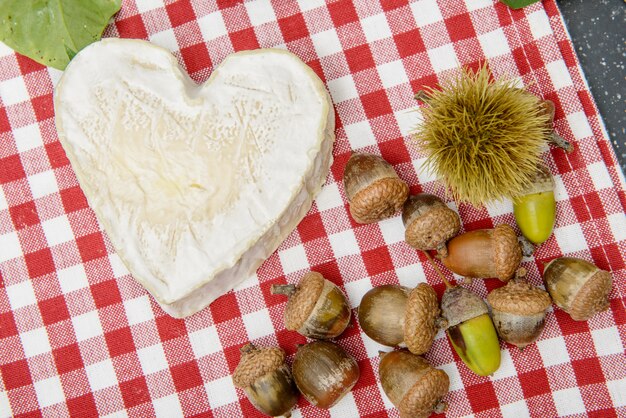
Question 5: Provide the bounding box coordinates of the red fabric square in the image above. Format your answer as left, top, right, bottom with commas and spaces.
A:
445, 13, 476, 42
360, 90, 393, 119
120, 376, 151, 408
381, 0, 409, 11
10, 201, 39, 230
30, 94, 54, 122
216, 0, 240, 9
554, 309, 589, 336
572, 357, 604, 386
465, 382, 499, 412
66, 393, 98, 417
45, 142, 70, 169
105, 327, 135, 357
297, 212, 326, 242
39, 295, 70, 325
0, 311, 18, 339
278, 13, 309, 43
394, 29, 426, 57
180, 43, 212, 75
116, 15, 148, 39
570, 195, 591, 223
60, 186, 89, 213
0, 154, 26, 184
170, 361, 203, 392
589, 409, 618, 418
585, 192, 606, 219
327, 0, 359, 27
520, 368, 551, 398
15, 54, 45, 75
230, 28, 260, 51
378, 138, 410, 166
1, 359, 32, 390
345, 45, 376, 73
166, 0, 197, 27
210, 292, 241, 324
53, 344, 84, 374
0, 107, 10, 133
156, 314, 187, 342
24, 248, 55, 278
91, 280, 122, 309
361, 247, 394, 276
76, 232, 107, 263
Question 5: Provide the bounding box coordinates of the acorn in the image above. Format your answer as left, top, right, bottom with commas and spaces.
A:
402, 193, 461, 257
440, 224, 522, 282
441, 286, 501, 376
343, 153, 409, 224
543, 257, 612, 321
513, 163, 556, 245
292, 341, 360, 409
232, 343, 299, 417
271, 272, 351, 339
358, 283, 442, 355
487, 273, 552, 349
378, 350, 449, 418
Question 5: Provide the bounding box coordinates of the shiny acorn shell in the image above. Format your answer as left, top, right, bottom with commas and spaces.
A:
513, 163, 556, 245
543, 257, 612, 321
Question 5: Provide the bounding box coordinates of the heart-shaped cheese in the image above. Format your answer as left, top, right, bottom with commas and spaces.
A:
54, 39, 334, 317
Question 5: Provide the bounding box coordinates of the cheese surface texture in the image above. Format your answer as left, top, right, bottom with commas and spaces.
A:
54, 39, 335, 317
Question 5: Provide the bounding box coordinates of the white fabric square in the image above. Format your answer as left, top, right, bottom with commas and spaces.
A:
86, 359, 117, 392
440, 361, 464, 392
189, 327, 222, 358
592, 327, 623, 356
0, 76, 29, 106
378, 60, 409, 89
72, 310, 104, 342
606, 379, 626, 408
343, 277, 371, 309
486, 199, 514, 219
395, 264, 425, 289
466, 0, 494, 11
13, 123, 43, 153
479, 28, 510, 58
124, 296, 154, 326
410, 0, 443, 27
311, 29, 343, 58
527, 10, 552, 40
0, 40, 14, 57
587, 162, 614, 191
566, 111, 594, 139
278, 244, 308, 275
427, 43, 457, 73
6, 279, 37, 310
378, 216, 404, 245
108, 253, 129, 279
315, 182, 343, 212
0, 390, 10, 418
21, 327, 51, 357
608, 212, 626, 242
27, 169, 57, 199
501, 400, 530, 418
493, 349, 517, 379
546, 60, 573, 90
553, 223, 587, 254
57, 264, 89, 294
327, 75, 359, 103
198, 11, 227, 41
0, 186, 7, 211
42, 215, 74, 247
154, 394, 183, 418
135, 0, 164, 13
329, 391, 358, 416
245, 1, 277, 26
34, 375, 64, 408
299, 0, 326, 12
243, 308, 274, 340
137, 344, 169, 375
102, 411, 128, 418
361, 332, 387, 361
233, 272, 260, 291
537, 336, 568, 367
395, 108, 419, 138
149, 29, 179, 53
553, 387, 586, 416
361, 13, 392, 44
328, 229, 360, 259
0, 231, 22, 263
413, 157, 438, 184
344, 120, 376, 150
205, 375, 238, 408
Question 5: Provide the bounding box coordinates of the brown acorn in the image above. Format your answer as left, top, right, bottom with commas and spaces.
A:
543, 257, 612, 321
343, 153, 409, 224
402, 193, 461, 257
378, 350, 449, 418
487, 275, 552, 349
232, 343, 299, 417
271, 272, 351, 339
440, 224, 522, 282
358, 283, 442, 355
292, 341, 360, 409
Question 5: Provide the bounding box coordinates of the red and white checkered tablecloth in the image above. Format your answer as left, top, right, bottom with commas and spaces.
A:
1, 0, 625, 417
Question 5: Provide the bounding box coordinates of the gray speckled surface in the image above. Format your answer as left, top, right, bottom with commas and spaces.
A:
556, 0, 625, 175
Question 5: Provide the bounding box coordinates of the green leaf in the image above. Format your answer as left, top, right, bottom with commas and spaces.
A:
0, 0, 121, 70
499, 0, 541, 9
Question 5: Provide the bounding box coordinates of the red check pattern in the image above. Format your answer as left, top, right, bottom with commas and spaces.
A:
1, 1, 625, 417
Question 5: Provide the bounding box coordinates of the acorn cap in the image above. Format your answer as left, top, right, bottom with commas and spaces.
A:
487, 280, 551, 315
283, 272, 325, 331
569, 269, 612, 321
441, 286, 488, 328
404, 283, 441, 355
519, 163, 555, 196
493, 224, 522, 281
232, 344, 285, 388
399, 365, 449, 418
403, 194, 461, 251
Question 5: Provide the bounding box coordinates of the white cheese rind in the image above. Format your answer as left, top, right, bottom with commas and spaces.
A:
54, 39, 335, 317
